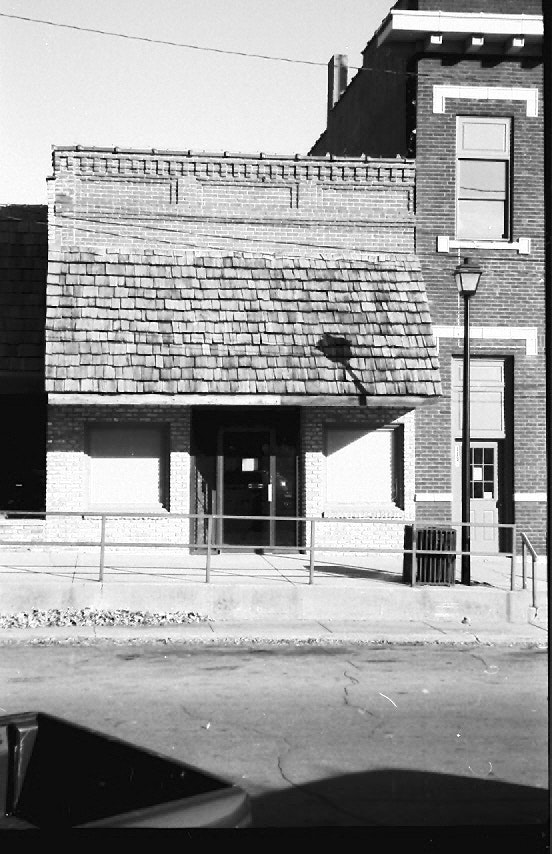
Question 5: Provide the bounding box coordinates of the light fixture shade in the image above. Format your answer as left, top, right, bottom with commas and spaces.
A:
454, 257, 482, 296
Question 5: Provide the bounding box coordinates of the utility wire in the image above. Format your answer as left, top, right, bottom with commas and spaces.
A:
0, 210, 443, 258
0, 10, 413, 77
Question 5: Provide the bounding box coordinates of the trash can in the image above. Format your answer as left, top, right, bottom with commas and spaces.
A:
0, 711, 251, 828
403, 526, 456, 585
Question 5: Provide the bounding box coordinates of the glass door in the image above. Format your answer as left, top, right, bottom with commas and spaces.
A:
218, 429, 273, 547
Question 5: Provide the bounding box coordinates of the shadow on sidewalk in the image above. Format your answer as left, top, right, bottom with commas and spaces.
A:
313, 563, 404, 583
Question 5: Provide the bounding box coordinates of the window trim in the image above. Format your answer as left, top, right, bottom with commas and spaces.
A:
85, 421, 170, 512
455, 116, 512, 243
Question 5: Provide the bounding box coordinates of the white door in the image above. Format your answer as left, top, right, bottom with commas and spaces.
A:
470, 442, 499, 552
453, 440, 499, 554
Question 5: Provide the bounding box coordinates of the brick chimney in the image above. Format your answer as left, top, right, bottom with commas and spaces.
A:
327, 54, 348, 121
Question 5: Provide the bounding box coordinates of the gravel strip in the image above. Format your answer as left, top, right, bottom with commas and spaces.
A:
0, 608, 209, 628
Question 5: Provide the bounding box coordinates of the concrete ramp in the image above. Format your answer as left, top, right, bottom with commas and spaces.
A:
0, 547, 540, 625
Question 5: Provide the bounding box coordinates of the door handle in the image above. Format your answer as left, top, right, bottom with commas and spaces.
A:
267, 483, 273, 502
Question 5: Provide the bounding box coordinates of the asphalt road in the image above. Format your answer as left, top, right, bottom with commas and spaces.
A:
0, 641, 548, 833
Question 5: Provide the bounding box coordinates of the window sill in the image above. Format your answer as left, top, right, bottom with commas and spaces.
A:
437, 236, 531, 255
323, 503, 405, 519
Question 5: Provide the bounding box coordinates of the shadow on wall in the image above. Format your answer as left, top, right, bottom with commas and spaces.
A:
251, 768, 549, 835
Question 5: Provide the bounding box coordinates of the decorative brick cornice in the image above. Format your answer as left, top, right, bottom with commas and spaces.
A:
52, 146, 415, 186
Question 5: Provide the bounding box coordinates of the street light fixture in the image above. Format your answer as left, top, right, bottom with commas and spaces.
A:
454, 257, 482, 586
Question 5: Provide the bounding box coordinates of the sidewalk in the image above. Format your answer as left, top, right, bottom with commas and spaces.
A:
0, 546, 547, 646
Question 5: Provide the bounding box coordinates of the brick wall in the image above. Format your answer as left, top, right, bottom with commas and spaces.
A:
414, 54, 545, 551
49, 149, 416, 257
46, 404, 192, 545
300, 406, 415, 554
310, 45, 413, 158
306, 5, 546, 552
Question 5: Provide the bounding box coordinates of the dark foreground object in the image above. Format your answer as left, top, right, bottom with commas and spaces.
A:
0, 711, 251, 828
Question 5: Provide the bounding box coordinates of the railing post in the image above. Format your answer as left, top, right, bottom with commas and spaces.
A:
205, 516, 212, 583
510, 523, 516, 592
521, 536, 527, 590
411, 524, 416, 587
99, 514, 106, 583
532, 553, 537, 610
309, 519, 315, 585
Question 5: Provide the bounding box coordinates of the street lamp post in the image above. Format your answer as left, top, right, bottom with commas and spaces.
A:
454, 257, 482, 586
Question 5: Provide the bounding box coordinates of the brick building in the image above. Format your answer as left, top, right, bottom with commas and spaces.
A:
310, 0, 546, 552
42, 148, 440, 551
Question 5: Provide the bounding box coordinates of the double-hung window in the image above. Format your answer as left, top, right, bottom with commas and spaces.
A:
456, 117, 511, 241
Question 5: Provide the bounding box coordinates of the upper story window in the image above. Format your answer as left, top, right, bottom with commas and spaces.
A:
456, 117, 511, 241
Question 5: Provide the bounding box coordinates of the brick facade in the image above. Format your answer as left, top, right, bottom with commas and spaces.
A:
46, 404, 192, 545
43, 148, 431, 551
309, 0, 546, 552
49, 150, 416, 257
301, 406, 415, 553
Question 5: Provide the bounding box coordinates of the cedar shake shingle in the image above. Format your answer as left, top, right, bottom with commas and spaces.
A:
45, 251, 441, 398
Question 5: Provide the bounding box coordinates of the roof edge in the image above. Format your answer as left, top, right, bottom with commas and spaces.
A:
51, 145, 414, 166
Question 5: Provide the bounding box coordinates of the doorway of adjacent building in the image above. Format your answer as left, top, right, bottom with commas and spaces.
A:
451, 357, 513, 554
469, 441, 499, 551
453, 440, 500, 553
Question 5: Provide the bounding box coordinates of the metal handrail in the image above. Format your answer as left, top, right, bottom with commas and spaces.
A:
0, 510, 522, 587
520, 532, 539, 610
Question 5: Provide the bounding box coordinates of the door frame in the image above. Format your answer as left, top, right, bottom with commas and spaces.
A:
216, 426, 276, 549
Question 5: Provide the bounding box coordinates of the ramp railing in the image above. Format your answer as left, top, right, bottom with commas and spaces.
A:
0, 510, 527, 589
520, 532, 539, 609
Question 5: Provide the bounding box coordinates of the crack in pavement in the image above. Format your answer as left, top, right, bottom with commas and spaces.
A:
343, 662, 379, 721
468, 651, 491, 669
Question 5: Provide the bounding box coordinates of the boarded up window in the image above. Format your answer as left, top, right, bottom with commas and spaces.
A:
87, 425, 168, 509
451, 359, 505, 438
325, 426, 403, 508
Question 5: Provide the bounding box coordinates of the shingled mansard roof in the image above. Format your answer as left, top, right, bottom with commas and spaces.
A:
45, 251, 441, 400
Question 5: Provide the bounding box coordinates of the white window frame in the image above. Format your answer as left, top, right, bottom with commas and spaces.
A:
456, 116, 511, 243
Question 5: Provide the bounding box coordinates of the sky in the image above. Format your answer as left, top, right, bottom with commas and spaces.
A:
0, 0, 395, 203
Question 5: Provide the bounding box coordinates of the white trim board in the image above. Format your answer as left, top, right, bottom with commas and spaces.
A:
433, 85, 539, 116
415, 493, 452, 502
432, 326, 538, 356
514, 493, 547, 502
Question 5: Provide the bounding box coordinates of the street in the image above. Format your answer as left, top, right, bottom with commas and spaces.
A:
0, 641, 548, 830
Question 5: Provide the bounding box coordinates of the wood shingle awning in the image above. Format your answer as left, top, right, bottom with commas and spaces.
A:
46, 251, 442, 405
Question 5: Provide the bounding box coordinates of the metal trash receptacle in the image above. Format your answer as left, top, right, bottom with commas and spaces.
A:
0, 711, 251, 828
403, 526, 456, 585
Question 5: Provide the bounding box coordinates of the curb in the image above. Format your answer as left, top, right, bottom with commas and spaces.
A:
0, 620, 546, 647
